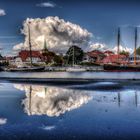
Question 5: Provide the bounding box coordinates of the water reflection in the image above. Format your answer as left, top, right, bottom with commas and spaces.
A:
14, 84, 92, 117
0, 82, 140, 139
13, 83, 140, 117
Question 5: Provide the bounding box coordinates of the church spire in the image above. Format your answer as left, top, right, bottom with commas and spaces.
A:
43, 37, 48, 53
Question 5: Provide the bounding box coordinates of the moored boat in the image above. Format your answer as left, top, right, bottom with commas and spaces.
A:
103, 64, 140, 72
66, 45, 86, 72
8, 21, 45, 72
104, 27, 140, 72
8, 66, 45, 72
66, 66, 86, 72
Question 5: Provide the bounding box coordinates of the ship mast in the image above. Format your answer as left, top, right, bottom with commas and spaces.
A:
43, 37, 48, 53
117, 27, 120, 62
134, 27, 137, 65
73, 46, 75, 66
28, 21, 33, 66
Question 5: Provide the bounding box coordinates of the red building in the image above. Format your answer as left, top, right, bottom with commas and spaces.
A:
18, 50, 43, 62
102, 54, 128, 64
83, 50, 105, 63
104, 50, 114, 56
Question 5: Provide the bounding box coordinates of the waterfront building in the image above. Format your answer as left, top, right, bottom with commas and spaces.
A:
129, 53, 140, 64
104, 50, 114, 56
83, 50, 105, 63
102, 54, 128, 64
18, 50, 43, 63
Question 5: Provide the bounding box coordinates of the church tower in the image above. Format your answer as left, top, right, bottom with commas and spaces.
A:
42, 37, 48, 54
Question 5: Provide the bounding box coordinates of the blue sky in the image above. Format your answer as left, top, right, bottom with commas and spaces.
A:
0, 0, 140, 55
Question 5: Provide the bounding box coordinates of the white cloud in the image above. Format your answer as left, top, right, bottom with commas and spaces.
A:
36, 2, 56, 8
13, 16, 92, 53
0, 9, 6, 16
87, 42, 133, 54
87, 43, 107, 51
0, 118, 7, 125
112, 45, 133, 54
14, 84, 92, 117
13, 43, 24, 51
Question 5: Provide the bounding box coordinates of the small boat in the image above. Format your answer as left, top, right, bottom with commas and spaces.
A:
0, 66, 4, 71
66, 66, 86, 72
8, 21, 45, 72
104, 27, 140, 72
66, 46, 86, 72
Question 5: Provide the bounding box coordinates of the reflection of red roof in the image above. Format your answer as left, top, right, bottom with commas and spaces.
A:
19, 50, 42, 61
102, 54, 127, 64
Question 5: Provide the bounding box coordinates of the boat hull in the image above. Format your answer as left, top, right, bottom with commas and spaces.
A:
0, 67, 4, 71
8, 66, 45, 72
66, 67, 86, 72
104, 64, 140, 72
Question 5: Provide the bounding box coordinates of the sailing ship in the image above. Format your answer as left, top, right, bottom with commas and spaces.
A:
104, 27, 140, 71
66, 46, 86, 72
9, 21, 45, 72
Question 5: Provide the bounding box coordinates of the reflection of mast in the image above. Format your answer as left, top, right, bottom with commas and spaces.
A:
117, 27, 120, 62
134, 27, 137, 65
118, 92, 121, 107
29, 85, 32, 115
45, 87, 47, 96
135, 91, 138, 107
28, 21, 33, 66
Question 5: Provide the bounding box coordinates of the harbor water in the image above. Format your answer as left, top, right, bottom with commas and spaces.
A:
1, 71, 140, 79
0, 80, 140, 139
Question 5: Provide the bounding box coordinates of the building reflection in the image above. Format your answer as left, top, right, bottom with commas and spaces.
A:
14, 84, 92, 117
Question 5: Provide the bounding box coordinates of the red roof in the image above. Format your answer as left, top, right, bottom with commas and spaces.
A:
87, 50, 104, 57
102, 54, 127, 64
104, 50, 114, 55
18, 50, 43, 61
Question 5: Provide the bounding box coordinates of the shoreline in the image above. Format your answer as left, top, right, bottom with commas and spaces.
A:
0, 77, 140, 84
1, 71, 140, 82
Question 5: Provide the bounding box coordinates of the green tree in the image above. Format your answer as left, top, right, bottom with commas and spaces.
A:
136, 47, 140, 55
66, 46, 84, 65
53, 55, 63, 66
0, 54, 3, 59
119, 50, 129, 56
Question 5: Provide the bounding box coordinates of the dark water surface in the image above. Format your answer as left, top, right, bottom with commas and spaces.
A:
2, 71, 140, 79
0, 81, 140, 140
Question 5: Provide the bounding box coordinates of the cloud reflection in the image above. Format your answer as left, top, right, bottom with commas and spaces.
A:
14, 84, 92, 117
0, 118, 7, 125
41, 125, 56, 131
